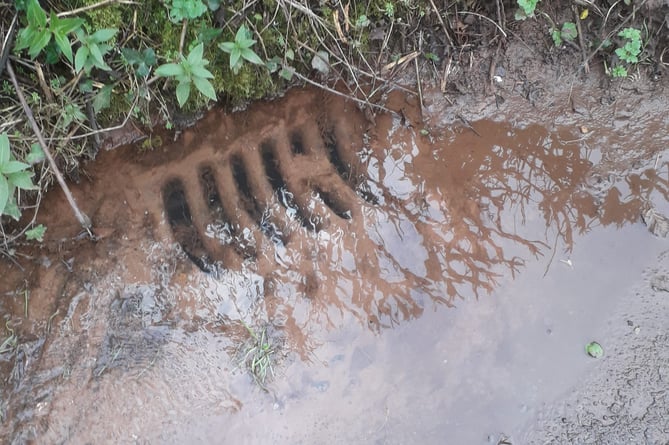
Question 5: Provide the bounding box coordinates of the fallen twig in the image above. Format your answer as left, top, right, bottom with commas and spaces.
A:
7, 61, 92, 232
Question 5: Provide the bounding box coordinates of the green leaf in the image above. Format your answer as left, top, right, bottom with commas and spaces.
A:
91, 28, 117, 43
229, 47, 241, 69
54, 17, 84, 35
586, 341, 604, 358
176, 81, 191, 108
28, 30, 51, 59
0, 133, 9, 165
1, 161, 30, 174
89, 43, 107, 68
187, 43, 204, 65
192, 76, 216, 101
53, 31, 73, 63
26, 144, 44, 164
25, 224, 46, 241
155, 63, 184, 78
8, 171, 37, 190
551, 29, 562, 47
561, 22, 577, 41
0, 174, 7, 215
3, 195, 21, 221
191, 65, 214, 79
219, 41, 235, 53
279, 66, 294, 81
93, 84, 114, 113
15, 27, 35, 52
26, 0, 46, 28
241, 48, 263, 65
236, 25, 249, 42
74, 46, 89, 73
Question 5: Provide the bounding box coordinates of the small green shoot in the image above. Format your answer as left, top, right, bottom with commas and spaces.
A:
239, 323, 276, 389
611, 65, 628, 78
74, 28, 117, 74
155, 43, 217, 108
25, 224, 46, 242
0, 133, 39, 220
14, 0, 84, 62
219, 25, 264, 74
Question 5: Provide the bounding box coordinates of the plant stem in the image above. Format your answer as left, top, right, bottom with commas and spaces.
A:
7, 61, 92, 232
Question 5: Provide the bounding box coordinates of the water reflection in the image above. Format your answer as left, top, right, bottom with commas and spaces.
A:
184, 112, 668, 354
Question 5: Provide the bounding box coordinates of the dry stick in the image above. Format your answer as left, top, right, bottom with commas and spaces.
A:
6, 61, 92, 232
414, 32, 425, 116
56, 0, 138, 18
428, 0, 454, 47
573, 5, 589, 74
291, 71, 395, 115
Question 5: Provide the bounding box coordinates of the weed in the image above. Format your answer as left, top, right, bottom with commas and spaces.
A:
14, 0, 84, 62
616, 27, 642, 64
155, 42, 217, 108
218, 25, 264, 75
73, 27, 117, 74
0, 133, 38, 221
25, 224, 46, 241
239, 323, 276, 389
609, 27, 642, 78
551, 22, 577, 47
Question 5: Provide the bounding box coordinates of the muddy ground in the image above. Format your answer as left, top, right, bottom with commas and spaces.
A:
2, 10, 669, 445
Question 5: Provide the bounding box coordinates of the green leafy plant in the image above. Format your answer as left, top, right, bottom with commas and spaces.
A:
0, 133, 38, 220
611, 65, 628, 78
14, 0, 84, 62
615, 27, 642, 64
516, 0, 540, 20
121, 48, 157, 78
609, 27, 641, 78
154, 43, 216, 108
167, 0, 208, 23
74, 28, 117, 74
551, 22, 577, 47
218, 25, 264, 74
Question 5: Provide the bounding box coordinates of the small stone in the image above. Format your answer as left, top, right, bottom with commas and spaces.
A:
634, 326, 641, 334
580, 125, 589, 134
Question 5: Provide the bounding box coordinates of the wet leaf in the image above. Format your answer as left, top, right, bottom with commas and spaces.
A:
25, 224, 46, 242
561, 22, 577, 41
93, 84, 114, 113
586, 341, 603, 358
311, 50, 330, 74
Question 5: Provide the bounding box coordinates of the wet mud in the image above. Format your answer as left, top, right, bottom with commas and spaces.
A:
1, 71, 669, 443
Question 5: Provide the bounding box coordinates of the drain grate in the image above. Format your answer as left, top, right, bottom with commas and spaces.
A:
162, 106, 374, 273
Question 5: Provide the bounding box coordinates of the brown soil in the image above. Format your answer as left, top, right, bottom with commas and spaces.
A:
2, 10, 669, 443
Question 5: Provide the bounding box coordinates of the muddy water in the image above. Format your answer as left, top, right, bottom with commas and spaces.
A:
1, 87, 668, 444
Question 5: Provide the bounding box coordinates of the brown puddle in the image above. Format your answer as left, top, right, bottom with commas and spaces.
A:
1, 87, 668, 443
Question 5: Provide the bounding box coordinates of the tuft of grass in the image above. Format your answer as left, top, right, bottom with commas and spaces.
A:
238, 323, 275, 390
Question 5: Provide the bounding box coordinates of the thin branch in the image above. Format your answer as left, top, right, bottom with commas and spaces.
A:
56, 0, 139, 18
7, 61, 92, 232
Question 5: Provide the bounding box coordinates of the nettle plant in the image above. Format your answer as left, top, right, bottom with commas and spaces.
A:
14, 0, 84, 63
0, 133, 39, 221
219, 25, 264, 74
154, 43, 217, 107
611, 27, 642, 78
